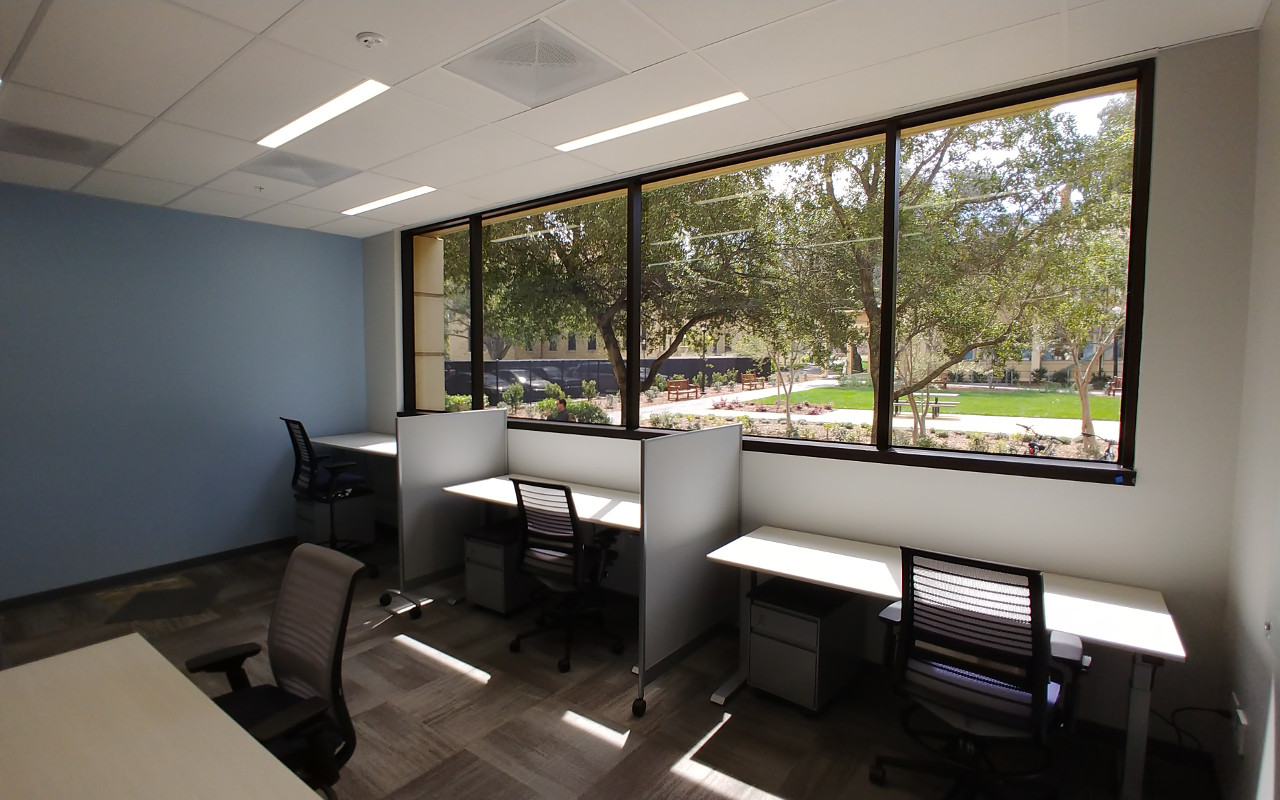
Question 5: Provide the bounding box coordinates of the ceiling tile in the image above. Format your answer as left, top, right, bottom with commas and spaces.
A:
164, 37, 368, 142
758, 16, 1065, 134
1067, 0, 1265, 64
264, 0, 560, 85
571, 100, 791, 174
374, 125, 557, 188
547, 0, 685, 72
245, 202, 342, 229
497, 53, 739, 147
312, 215, 399, 238
103, 121, 265, 185
75, 170, 193, 205
0, 0, 41, 70
357, 187, 484, 226
204, 170, 312, 202
448, 154, 613, 206
629, 0, 831, 49
170, 0, 300, 33
10, 1, 251, 116
167, 186, 277, 218
0, 152, 91, 190
0, 83, 152, 145
279, 88, 483, 171
289, 172, 420, 213
699, 0, 1058, 97
397, 67, 530, 122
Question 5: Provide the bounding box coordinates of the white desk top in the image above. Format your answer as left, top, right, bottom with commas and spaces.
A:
312, 431, 397, 456
0, 634, 318, 800
443, 473, 642, 531
708, 526, 1186, 662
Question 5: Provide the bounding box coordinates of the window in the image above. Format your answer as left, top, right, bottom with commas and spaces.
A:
404, 65, 1147, 482
411, 225, 469, 412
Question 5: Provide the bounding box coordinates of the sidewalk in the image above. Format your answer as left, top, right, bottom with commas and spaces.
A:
625, 379, 1120, 440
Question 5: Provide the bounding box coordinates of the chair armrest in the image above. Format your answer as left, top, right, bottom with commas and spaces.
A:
185, 642, 261, 691
246, 697, 329, 743
1050, 630, 1087, 667
879, 601, 902, 625
878, 601, 902, 669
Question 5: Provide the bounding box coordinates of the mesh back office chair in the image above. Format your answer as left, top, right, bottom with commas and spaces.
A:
281, 418, 377, 575
187, 544, 366, 800
870, 547, 1086, 798
507, 480, 625, 673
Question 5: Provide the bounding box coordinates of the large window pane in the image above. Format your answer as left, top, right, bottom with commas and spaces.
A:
413, 227, 468, 412
481, 195, 625, 425
441, 226, 471, 411
639, 139, 885, 443
893, 87, 1134, 462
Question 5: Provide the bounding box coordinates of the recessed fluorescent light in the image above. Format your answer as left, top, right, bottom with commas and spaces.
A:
258, 79, 389, 148
343, 186, 436, 216
555, 91, 748, 152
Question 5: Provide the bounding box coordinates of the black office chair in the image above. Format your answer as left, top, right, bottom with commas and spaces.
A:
870, 547, 1087, 798
281, 418, 376, 573
187, 543, 366, 799
507, 479, 625, 673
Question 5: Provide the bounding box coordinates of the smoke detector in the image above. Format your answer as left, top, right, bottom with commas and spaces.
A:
445, 20, 622, 108
356, 32, 386, 49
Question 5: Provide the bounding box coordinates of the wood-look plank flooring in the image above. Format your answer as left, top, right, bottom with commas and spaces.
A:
1, 543, 1219, 800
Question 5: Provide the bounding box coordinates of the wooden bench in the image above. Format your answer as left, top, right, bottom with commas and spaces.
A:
741, 372, 766, 390
892, 396, 960, 418
666, 379, 699, 401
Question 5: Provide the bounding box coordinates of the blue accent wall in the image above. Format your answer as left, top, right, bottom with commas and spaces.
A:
0, 183, 367, 601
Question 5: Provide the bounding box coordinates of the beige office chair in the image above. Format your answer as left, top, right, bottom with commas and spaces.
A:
187, 544, 366, 799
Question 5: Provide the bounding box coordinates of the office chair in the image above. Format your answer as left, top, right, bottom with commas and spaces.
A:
186, 543, 365, 799
281, 417, 377, 576
507, 479, 625, 673
870, 547, 1087, 799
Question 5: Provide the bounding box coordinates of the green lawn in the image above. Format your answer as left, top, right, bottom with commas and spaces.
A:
787, 386, 1121, 421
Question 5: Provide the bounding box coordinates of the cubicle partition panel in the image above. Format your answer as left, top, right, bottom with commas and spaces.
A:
396, 409, 508, 589
507, 429, 642, 493
636, 423, 742, 713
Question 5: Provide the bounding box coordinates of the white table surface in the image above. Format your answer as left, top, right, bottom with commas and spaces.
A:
312, 431, 398, 456
708, 525, 1185, 661
443, 473, 642, 531
0, 633, 318, 800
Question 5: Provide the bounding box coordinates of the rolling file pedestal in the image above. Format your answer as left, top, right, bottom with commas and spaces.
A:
464, 519, 538, 614
748, 578, 861, 711
294, 495, 375, 545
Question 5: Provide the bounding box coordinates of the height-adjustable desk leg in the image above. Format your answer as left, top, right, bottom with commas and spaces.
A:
711, 569, 755, 705
1120, 654, 1162, 800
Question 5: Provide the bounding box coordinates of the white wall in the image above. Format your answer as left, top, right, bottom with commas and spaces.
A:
363, 231, 402, 433
1227, 4, 1280, 798
741, 34, 1258, 732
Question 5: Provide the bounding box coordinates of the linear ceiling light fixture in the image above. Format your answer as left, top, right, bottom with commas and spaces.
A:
258, 79, 389, 148
343, 185, 436, 216
555, 91, 748, 152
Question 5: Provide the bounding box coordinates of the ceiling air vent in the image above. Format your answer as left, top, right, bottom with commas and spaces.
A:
0, 121, 118, 167
241, 151, 359, 188
445, 20, 623, 108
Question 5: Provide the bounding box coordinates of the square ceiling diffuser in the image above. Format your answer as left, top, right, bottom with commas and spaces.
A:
444, 20, 623, 108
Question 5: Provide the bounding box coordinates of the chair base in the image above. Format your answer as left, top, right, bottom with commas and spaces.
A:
508, 593, 624, 673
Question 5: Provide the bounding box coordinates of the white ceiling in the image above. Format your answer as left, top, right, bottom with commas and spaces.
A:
0, 0, 1269, 239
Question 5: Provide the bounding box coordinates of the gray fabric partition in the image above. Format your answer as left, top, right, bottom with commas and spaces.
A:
638, 424, 742, 696
396, 409, 508, 589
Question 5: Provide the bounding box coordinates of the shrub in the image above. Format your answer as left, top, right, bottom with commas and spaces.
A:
693, 371, 707, 390
1090, 371, 1110, 390
967, 432, 989, 453
604, 393, 617, 409
652, 374, 668, 391
891, 428, 912, 446
934, 429, 952, 438
1049, 368, 1072, 384
916, 435, 938, 449
1031, 367, 1048, 383
581, 380, 598, 400
725, 368, 739, 385
445, 394, 471, 412
947, 369, 965, 383
670, 373, 686, 381
644, 386, 659, 401
502, 382, 523, 408
568, 400, 608, 424
648, 410, 680, 428
544, 381, 566, 400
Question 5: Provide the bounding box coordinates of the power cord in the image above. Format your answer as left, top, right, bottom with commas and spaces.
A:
1149, 706, 1232, 752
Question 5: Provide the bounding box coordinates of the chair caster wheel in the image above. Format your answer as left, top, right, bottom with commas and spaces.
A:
558, 658, 571, 673
379, 593, 392, 606
509, 639, 521, 653
868, 764, 886, 785
610, 641, 625, 655
632, 698, 646, 717
408, 606, 422, 620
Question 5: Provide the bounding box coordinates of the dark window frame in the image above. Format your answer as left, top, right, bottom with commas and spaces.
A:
401, 61, 1151, 486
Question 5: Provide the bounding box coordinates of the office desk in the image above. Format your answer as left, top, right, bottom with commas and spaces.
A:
708, 526, 1186, 800
443, 474, 642, 531
0, 633, 316, 800
311, 431, 397, 457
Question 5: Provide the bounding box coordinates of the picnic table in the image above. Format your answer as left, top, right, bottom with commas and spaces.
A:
892, 392, 960, 418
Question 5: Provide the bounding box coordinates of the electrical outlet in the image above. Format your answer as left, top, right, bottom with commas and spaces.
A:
1233, 692, 1248, 756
